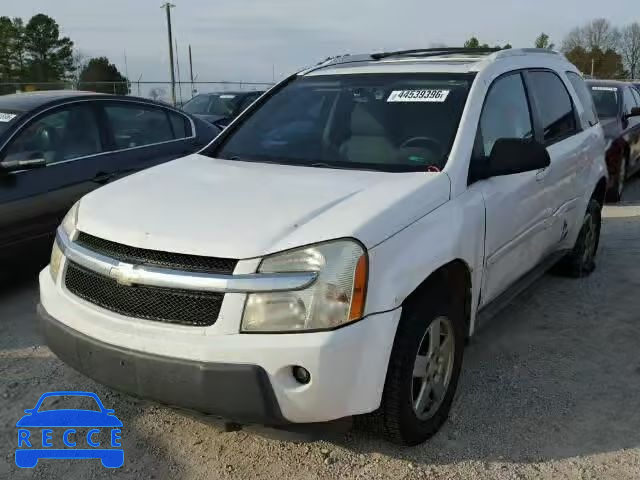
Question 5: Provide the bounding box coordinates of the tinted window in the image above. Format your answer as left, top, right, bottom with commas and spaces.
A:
4, 105, 101, 164
589, 85, 619, 118
212, 74, 473, 171
622, 87, 637, 114
566, 72, 598, 127
631, 87, 640, 107
168, 111, 191, 138
478, 73, 533, 157
528, 71, 577, 143
183, 94, 237, 116
105, 104, 174, 149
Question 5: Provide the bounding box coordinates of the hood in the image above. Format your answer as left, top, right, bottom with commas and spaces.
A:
600, 117, 621, 140
77, 155, 450, 259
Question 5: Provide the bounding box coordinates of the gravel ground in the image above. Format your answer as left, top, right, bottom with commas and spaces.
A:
2, 179, 640, 480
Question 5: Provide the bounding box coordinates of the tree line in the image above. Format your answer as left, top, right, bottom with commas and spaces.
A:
0, 13, 129, 95
466, 19, 640, 80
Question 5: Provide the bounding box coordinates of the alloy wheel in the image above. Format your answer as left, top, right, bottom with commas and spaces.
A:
411, 316, 455, 421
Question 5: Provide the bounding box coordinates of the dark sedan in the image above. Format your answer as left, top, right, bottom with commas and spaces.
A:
0, 91, 218, 265
182, 91, 264, 130
587, 80, 640, 202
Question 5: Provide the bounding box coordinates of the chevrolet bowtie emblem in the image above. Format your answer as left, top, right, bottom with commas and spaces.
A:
109, 264, 136, 286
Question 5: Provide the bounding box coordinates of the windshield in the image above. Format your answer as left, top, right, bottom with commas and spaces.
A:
0, 111, 19, 135
183, 94, 238, 116
589, 86, 619, 118
209, 73, 473, 172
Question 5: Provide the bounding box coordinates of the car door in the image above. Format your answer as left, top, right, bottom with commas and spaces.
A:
95, 100, 205, 181
524, 70, 588, 252
472, 72, 552, 306
622, 86, 640, 175
0, 102, 107, 253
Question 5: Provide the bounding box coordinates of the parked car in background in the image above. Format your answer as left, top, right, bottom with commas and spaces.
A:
0, 91, 218, 266
587, 80, 640, 202
182, 91, 264, 130
39, 48, 607, 446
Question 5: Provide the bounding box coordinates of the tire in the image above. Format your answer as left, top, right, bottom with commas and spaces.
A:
363, 288, 465, 446
607, 157, 626, 203
555, 199, 602, 278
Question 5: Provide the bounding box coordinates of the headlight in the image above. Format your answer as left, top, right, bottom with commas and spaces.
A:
49, 241, 63, 281
50, 202, 79, 281
241, 239, 368, 332
61, 201, 80, 237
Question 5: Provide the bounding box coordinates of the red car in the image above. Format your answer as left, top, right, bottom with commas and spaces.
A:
587, 80, 640, 202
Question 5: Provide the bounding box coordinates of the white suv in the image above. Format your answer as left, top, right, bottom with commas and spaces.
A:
39, 48, 607, 445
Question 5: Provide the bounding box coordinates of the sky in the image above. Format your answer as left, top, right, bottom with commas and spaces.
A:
4, 0, 639, 88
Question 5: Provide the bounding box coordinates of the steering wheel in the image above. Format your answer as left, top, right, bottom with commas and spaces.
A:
399, 136, 443, 153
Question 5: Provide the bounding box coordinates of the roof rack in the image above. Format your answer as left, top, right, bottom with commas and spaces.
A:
370, 47, 501, 60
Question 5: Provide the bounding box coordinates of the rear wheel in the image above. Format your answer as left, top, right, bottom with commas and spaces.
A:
366, 290, 465, 446
555, 199, 601, 278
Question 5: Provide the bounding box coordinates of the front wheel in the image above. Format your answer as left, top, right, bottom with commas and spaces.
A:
554, 199, 602, 278
369, 292, 465, 446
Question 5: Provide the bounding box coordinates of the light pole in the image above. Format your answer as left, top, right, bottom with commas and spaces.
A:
161, 2, 176, 105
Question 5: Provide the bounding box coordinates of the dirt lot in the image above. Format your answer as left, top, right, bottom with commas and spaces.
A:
1, 179, 640, 480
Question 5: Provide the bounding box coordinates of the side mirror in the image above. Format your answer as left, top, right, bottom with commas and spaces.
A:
0, 157, 46, 172
624, 106, 640, 120
473, 139, 550, 181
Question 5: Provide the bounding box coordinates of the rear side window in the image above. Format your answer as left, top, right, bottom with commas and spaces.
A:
566, 72, 598, 127
168, 111, 191, 139
527, 71, 577, 144
478, 73, 533, 157
105, 103, 174, 149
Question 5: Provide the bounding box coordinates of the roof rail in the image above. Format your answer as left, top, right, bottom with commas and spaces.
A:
371, 47, 501, 60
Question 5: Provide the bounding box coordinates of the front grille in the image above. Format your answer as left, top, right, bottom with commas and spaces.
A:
75, 232, 237, 274
64, 262, 223, 326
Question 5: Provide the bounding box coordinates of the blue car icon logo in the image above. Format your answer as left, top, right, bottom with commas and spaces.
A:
15, 391, 123, 468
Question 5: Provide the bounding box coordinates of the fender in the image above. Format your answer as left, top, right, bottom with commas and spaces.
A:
365, 186, 486, 335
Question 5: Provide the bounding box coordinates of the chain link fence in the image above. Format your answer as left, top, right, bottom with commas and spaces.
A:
0, 80, 274, 106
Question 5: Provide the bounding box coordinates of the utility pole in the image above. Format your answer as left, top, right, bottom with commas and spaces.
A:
591, 57, 595, 78
189, 44, 195, 97
161, 2, 176, 105
175, 38, 183, 105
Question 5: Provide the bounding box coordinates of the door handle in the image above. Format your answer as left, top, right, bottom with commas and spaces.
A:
93, 172, 114, 184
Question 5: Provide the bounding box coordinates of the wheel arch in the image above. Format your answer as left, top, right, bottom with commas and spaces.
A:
402, 259, 473, 336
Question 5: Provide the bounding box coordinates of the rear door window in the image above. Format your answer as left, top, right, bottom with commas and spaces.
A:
104, 103, 175, 149
527, 70, 578, 144
566, 72, 598, 127
168, 111, 192, 139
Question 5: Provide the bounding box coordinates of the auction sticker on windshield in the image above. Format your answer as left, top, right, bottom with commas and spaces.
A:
387, 89, 450, 102
0, 112, 17, 122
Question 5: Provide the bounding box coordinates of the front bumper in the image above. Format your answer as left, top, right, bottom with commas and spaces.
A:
39, 268, 401, 424
39, 305, 287, 425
